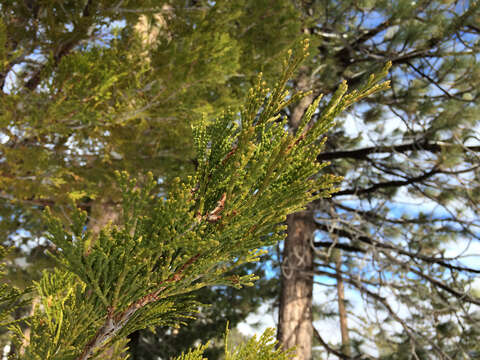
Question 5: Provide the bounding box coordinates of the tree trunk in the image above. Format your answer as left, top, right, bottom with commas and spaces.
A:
277, 208, 315, 360
335, 253, 351, 356
277, 73, 315, 360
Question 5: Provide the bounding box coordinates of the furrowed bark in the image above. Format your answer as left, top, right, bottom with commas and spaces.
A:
278, 207, 315, 360
277, 72, 315, 360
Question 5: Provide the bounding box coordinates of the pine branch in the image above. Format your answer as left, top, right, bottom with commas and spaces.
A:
314, 264, 456, 360
332, 201, 480, 228
313, 222, 480, 275
332, 167, 441, 197
314, 224, 480, 306
317, 141, 480, 161
313, 326, 371, 360
381, 251, 480, 306
345, 276, 453, 360
313, 241, 365, 254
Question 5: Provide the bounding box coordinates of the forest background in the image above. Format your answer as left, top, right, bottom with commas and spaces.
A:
1, 0, 479, 359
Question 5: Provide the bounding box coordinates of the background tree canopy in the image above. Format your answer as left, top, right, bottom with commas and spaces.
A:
1, 1, 479, 359
277, 1, 480, 359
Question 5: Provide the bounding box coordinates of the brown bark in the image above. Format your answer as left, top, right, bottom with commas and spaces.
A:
277, 72, 316, 360
277, 208, 316, 360
335, 253, 351, 356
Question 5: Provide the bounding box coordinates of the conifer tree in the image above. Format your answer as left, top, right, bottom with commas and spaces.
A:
3, 1, 479, 359
1, 41, 390, 359
276, 1, 480, 359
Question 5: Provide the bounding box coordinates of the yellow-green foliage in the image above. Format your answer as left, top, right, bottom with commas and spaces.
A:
0, 0, 302, 248
224, 328, 294, 360
171, 328, 293, 360
10, 42, 389, 359
174, 343, 210, 360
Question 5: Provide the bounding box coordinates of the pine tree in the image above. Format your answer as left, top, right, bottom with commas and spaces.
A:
276, 1, 480, 358
1, 41, 390, 359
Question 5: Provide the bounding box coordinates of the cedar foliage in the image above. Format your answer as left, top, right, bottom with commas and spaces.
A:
3, 1, 478, 358
0, 1, 303, 355
1, 41, 390, 359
